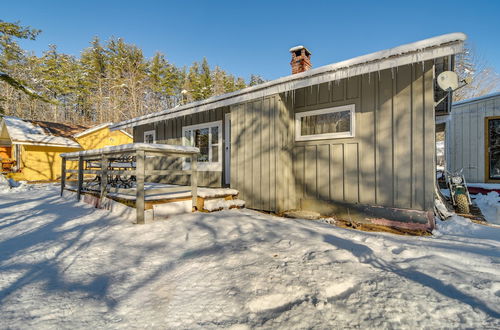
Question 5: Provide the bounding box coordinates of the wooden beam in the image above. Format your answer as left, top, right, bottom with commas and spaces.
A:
100, 157, 108, 201
145, 186, 192, 195
77, 156, 83, 201
136, 149, 146, 224
191, 154, 198, 211
60, 157, 66, 196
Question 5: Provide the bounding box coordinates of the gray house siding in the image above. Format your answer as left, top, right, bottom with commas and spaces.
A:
230, 95, 295, 211
291, 61, 435, 213
133, 61, 436, 214
447, 94, 500, 183
134, 107, 230, 187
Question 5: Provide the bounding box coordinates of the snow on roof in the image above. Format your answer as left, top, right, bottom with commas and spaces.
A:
452, 91, 500, 107
73, 122, 133, 139
1, 116, 82, 148
111, 32, 466, 130
60, 143, 199, 158
73, 122, 113, 138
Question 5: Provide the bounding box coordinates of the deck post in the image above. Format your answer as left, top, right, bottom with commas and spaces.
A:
100, 155, 108, 202
77, 156, 84, 201
136, 149, 146, 224
60, 157, 66, 196
191, 154, 197, 211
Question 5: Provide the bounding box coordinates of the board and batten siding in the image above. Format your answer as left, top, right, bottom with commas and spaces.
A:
133, 61, 436, 214
134, 106, 230, 187
230, 95, 295, 212
292, 61, 436, 212
447, 94, 500, 183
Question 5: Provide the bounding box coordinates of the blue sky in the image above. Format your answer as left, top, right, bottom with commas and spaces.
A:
3, 0, 500, 81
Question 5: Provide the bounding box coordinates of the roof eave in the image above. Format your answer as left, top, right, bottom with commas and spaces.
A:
111, 33, 466, 130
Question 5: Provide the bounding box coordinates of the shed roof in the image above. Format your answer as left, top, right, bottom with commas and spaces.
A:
452, 91, 500, 107
1, 116, 87, 148
111, 32, 467, 130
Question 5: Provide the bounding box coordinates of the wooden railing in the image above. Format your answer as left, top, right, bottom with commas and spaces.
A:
60, 143, 199, 224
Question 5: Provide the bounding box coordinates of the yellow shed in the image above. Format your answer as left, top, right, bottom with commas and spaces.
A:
73, 122, 132, 150
0, 117, 132, 182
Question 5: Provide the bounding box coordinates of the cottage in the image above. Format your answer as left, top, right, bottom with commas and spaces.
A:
440, 92, 500, 184
111, 33, 467, 230
0, 116, 132, 181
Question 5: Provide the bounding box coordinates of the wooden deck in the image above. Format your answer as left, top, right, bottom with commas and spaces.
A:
60, 143, 200, 224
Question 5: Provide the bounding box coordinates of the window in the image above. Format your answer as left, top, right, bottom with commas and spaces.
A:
295, 104, 355, 141
144, 130, 156, 144
182, 121, 222, 171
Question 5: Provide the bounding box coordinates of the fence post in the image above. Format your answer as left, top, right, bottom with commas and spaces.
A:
60, 157, 66, 196
191, 154, 197, 211
100, 155, 108, 203
136, 149, 146, 224
77, 156, 83, 201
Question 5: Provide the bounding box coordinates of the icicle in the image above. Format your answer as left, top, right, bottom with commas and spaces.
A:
368, 72, 371, 84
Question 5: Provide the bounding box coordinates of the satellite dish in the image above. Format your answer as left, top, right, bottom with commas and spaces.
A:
437, 71, 459, 91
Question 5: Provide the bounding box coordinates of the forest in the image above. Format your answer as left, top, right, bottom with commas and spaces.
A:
1, 19, 499, 126
0, 20, 265, 125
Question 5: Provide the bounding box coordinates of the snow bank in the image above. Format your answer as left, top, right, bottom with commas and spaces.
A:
1, 184, 499, 329
0, 175, 32, 193
472, 192, 500, 224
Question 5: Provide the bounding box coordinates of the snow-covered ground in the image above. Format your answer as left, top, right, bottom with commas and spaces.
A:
472, 192, 500, 224
1, 184, 499, 329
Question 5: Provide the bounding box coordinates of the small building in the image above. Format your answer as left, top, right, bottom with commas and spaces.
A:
111, 33, 466, 230
0, 116, 132, 181
443, 92, 500, 183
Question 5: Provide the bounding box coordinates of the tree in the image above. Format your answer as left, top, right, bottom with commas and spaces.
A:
0, 20, 48, 112
249, 74, 266, 86
454, 44, 500, 101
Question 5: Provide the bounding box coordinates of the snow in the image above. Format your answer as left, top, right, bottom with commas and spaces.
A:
61, 143, 199, 158
453, 91, 500, 106
2, 116, 81, 148
111, 33, 466, 129
0, 175, 32, 193
289, 45, 308, 53
472, 192, 500, 224
203, 198, 245, 211
468, 182, 500, 190
1, 184, 499, 328
436, 140, 444, 157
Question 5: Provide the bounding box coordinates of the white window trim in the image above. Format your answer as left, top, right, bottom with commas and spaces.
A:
182, 121, 222, 171
144, 130, 156, 144
295, 104, 355, 141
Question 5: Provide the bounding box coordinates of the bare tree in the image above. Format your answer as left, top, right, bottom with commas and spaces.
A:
454, 44, 500, 101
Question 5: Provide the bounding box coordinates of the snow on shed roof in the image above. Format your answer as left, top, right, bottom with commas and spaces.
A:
1, 116, 83, 148
452, 91, 500, 107
111, 32, 467, 130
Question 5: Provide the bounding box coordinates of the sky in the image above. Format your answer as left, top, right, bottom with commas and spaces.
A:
3, 0, 500, 81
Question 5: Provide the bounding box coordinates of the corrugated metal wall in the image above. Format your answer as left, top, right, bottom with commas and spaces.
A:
291, 62, 436, 212
448, 95, 500, 182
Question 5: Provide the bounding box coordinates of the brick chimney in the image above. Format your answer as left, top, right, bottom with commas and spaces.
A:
289, 45, 312, 74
